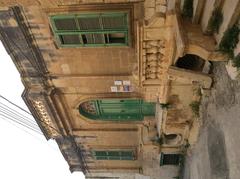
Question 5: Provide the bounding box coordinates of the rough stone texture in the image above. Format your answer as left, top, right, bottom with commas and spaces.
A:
215, 0, 240, 44
156, 0, 166, 5
183, 63, 240, 179
156, 4, 167, 13
201, 0, 216, 31
1, 0, 233, 178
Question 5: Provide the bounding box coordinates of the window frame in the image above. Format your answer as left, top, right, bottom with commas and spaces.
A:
50, 12, 129, 47
92, 150, 135, 160
160, 153, 183, 166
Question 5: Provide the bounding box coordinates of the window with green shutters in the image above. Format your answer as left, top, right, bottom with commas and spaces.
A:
93, 150, 134, 160
50, 12, 129, 47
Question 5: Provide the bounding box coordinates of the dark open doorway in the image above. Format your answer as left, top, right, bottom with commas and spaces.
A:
176, 54, 205, 72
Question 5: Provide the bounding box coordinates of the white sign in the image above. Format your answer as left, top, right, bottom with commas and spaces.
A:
110, 86, 118, 92
114, 80, 122, 85
123, 80, 131, 85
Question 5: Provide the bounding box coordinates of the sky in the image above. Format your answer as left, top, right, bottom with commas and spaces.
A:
0, 41, 85, 179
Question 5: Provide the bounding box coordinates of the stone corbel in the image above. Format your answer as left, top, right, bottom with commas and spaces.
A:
145, 12, 166, 27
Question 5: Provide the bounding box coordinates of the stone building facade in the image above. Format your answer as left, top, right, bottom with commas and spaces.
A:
0, 0, 234, 178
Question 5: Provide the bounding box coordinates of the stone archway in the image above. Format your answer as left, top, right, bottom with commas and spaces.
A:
163, 134, 182, 146
176, 54, 206, 72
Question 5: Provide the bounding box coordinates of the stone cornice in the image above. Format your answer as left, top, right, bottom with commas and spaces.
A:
0, 6, 64, 139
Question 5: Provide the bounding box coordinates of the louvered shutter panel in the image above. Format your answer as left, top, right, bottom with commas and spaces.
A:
54, 18, 77, 30
102, 15, 126, 29
78, 17, 102, 30
93, 150, 134, 160
59, 34, 81, 45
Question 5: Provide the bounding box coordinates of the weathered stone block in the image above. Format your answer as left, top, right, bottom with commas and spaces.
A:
156, 4, 166, 13
144, 0, 155, 8
156, 0, 166, 5
145, 7, 155, 20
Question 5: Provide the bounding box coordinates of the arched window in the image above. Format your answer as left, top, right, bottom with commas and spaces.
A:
79, 99, 155, 121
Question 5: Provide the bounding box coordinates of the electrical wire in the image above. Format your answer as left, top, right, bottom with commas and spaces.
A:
0, 95, 62, 135
0, 108, 41, 134
0, 112, 42, 135
0, 13, 62, 136
0, 101, 39, 128
0, 106, 40, 132
0, 95, 32, 115
0, 115, 43, 138
0, 114, 59, 152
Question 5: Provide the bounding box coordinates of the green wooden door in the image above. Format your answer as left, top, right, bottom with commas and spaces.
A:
79, 99, 155, 121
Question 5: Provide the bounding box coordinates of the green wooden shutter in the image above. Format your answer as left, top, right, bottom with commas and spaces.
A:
50, 12, 129, 47
93, 150, 134, 160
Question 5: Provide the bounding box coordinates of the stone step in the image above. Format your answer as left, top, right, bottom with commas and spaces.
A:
200, 0, 223, 33
192, 0, 206, 24
214, 0, 240, 44
234, 19, 240, 57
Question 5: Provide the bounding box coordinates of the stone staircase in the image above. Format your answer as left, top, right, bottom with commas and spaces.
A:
180, 0, 240, 78
183, 0, 240, 48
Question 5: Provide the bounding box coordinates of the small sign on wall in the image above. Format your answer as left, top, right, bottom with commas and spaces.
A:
110, 86, 118, 92
111, 80, 132, 92
123, 80, 131, 85
114, 80, 122, 86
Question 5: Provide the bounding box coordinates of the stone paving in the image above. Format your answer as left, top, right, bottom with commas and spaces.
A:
183, 62, 240, 179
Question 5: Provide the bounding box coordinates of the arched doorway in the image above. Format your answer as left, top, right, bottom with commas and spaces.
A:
163, 134, 182, 146
79, 99, 156, 121
176, 54, 206, 72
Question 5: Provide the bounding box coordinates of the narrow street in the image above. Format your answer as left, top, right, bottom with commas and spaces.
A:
183, 63, 240, 179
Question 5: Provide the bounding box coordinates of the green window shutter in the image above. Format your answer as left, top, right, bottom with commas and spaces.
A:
93, 150, 134, 160
102, 15, 126, 29
59, 34, 82, 45
50, 12, 129, 47
78, 16, 101, 30
95, 151, 107, 156
54, 18, 77, 31
121, 151, 134, 160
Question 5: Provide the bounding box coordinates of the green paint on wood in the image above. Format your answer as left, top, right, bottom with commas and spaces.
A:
79, 99, 156, 121
93, 150, 134, 160
50, 12, 129, 47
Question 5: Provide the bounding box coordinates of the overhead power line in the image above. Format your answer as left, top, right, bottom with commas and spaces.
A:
0, 112, 42, 135
0, 105, 41, 132
0, 95, 62, 136
0, 106, 59, 152
0, 101, 39, 127
0, 95, 32, 115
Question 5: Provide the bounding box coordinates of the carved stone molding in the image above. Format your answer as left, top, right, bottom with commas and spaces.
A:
32, 99, 60, 138
142, 40, 166, 82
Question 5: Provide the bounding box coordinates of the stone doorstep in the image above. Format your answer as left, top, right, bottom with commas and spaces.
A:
225, 60, 239, 80
202, 60, 211, 74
